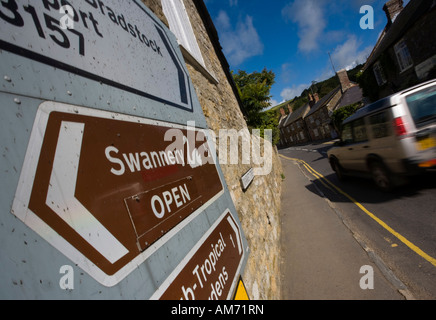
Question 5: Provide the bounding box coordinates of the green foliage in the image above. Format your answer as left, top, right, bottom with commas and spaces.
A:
257, 109, 281, 145
331, 102, 361, 132
233, 68, 275, 126
356, 68, 379, 102
347, 63, 364, 82
233, 68, 280, 144
313, 76, 340, 98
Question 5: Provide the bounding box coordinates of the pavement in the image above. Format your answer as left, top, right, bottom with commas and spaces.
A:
280, 156, 406, 300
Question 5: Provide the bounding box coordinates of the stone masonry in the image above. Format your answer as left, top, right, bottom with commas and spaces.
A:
143, 0, 283, 300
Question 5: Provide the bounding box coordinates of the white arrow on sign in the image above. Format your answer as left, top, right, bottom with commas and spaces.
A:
46, 121, 129, 264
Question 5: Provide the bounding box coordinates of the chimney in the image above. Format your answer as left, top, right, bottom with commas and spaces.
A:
287, 104, 293, 114
383, 0, 404, 25
337, 69, 351, 93
313, 93, 319, 103
308, 93, 316, 107
280, 108, 286, 117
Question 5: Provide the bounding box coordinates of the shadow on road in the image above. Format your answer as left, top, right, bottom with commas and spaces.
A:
304, 171, 436, 205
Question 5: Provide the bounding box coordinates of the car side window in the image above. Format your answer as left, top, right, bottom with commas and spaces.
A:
370, 111, 390, 139
341, 123, 353, 144
353, 118, 368, 143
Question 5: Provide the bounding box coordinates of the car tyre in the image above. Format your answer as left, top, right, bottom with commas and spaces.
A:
369, 161, 392, 192
332, 158, 346, 181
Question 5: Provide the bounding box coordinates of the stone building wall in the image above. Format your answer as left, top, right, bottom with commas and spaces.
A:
142, 0, 283, 300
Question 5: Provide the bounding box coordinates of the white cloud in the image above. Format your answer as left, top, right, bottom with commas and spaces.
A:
268, 98, 279, 108
282, 0, 326, 53
280, 83, 310, 101
331, 35, 372, 71
215, 11, 264, 66
216, 10, 231, 29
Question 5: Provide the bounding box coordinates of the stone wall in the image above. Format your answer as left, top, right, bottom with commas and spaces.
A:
143, 0, 283, 300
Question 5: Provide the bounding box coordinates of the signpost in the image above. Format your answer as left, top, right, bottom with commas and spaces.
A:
1, 0, 248, 299
0, 0, 192, 111
12, 102, 224, 286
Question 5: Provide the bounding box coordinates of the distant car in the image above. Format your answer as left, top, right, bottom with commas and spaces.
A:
328, 79, 436, 191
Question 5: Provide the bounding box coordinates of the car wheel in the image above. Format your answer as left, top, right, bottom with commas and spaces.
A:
332, 159, 346, 181
369, 161, 392, 192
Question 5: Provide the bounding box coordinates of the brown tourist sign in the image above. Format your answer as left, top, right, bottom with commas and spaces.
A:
12, 101, 223, 286
152, 210, 245, 300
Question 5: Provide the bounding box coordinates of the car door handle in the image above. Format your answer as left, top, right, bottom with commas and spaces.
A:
363, 146, 370, 149
348, 148, 353, 151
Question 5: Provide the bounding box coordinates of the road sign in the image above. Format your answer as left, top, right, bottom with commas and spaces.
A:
233, 277, 250, 300
151, 210, 245, 300
1, 0, 249, 299
0, 0, 192, 111
12, 101, 223, 287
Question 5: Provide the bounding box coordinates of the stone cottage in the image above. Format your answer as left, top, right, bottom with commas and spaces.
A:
361, 0, 436, 101
279, 101, 312, 147
305, 87, 342, 141
305, 69, 363, 142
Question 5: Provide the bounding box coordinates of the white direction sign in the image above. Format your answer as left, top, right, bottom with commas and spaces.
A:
0, 0, 192, 111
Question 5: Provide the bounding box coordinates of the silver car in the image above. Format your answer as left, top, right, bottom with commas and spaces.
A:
328, 79, 436, 191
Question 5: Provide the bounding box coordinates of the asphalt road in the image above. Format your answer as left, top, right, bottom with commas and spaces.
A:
279, 141, 436, 300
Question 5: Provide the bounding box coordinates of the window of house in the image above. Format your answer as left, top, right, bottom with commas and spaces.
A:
162, 0, 204, 63
394, 40, 413, 72
373, 61, 387, 86
162, 0, 217, 83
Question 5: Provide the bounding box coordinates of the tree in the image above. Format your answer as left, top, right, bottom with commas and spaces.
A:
258, 109, 281, 145
232, 68, 279, 144
331, 102, 360, 133
232, 68, 275, 127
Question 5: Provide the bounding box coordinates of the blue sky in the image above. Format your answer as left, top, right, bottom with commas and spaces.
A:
203, 0, 410, 107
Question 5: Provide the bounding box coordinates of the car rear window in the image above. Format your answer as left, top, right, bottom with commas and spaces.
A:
405, 85, 436, 128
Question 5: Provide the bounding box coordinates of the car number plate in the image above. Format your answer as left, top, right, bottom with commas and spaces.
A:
417, 137, 436, 151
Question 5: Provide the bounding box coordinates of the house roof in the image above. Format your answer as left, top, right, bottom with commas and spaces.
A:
364, 0, 436, 70
282, 103, 310, 127
336, 85, 363, 109
306, 86, 341, 117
